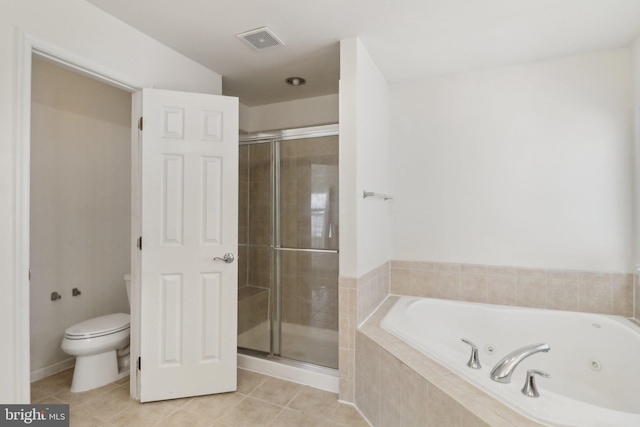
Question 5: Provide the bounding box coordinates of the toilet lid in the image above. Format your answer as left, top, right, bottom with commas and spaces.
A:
65, 313, 130, 339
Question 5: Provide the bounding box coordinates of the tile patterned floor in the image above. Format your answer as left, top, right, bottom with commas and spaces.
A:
31, 368, 369, 427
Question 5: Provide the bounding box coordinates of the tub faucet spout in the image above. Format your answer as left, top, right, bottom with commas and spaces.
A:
490, 343, 550, 383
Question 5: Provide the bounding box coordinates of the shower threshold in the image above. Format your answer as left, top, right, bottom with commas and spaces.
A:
237, 348, 339, 393
238, 320, 338, 369
237, 320, 339, 393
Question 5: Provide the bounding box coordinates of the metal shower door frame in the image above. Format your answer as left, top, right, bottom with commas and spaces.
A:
238, 124, 339, 362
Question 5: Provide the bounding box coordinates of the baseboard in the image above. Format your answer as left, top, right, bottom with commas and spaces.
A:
30, 358, 75, 383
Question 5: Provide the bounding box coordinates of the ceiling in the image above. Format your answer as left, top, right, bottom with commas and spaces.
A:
86, 0, 640, 107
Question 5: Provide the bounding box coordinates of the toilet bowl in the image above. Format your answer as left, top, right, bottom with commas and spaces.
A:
61, 276, 131, 392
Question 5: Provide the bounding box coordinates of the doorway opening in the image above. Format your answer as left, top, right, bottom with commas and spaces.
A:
29, 56, 132, 391
14, 33, 142, 403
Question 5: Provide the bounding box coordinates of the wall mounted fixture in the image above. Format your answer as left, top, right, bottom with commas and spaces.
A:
51, 292, 62, 301
363, 190, 393, 200
285, 77, 306, 86
72, 288, 81, 296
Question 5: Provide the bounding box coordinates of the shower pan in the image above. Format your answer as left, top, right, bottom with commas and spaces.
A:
237, 125, 339, 371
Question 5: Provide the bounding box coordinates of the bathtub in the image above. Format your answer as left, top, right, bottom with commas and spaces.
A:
380, 296, 640, 427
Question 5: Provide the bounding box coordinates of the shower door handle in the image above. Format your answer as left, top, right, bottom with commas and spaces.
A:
213, 253, 235, 264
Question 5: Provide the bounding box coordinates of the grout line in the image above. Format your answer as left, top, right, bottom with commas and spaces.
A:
183, 392, 248, 423
150, 403, 184, 427
265, 405, 287, 426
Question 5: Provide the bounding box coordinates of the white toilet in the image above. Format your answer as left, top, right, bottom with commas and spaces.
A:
61, 275, 131, 392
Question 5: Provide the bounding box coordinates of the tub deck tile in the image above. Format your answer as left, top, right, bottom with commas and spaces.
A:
476, 395, 543, 427
427, 382, 462, 426
355, 296, 547, 427
465, 400, 514, 427
404, 356, 449, 380
431, 373, 492, 405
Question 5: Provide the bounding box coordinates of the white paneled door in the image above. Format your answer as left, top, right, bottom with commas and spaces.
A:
139, 88, 238, 402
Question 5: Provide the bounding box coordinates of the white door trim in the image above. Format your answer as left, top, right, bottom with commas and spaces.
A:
14, 29, 143, 402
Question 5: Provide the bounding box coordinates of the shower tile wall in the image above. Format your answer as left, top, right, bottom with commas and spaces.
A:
279, 137, 339, 333
248, 144, 271, 290
277, 137, 339, 368
279, 137, 339, 251
238, 146, 249, 289
280, 252, 339, 329
237, 144, 271, 346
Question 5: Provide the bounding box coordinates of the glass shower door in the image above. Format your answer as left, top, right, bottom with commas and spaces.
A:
237, 142, 272, 354
276, 136, 339, 369
237, 128, 339, 370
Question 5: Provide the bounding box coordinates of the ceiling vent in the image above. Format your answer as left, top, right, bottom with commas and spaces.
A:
237, 27, 285, 51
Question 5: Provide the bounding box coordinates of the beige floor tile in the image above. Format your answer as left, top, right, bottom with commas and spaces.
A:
328, 403, 368, 427
69, 408, 103, 427
155, 395, 195, 411
32, 369, 353, 427
107, 399, 180, 427
288, 387, 338, 419
237, 369, 268, 394
154, 409, 214, 427
250, 377, 303, 406
115, 376, 129, 385
31, 369, 74, 401
269, 408, 323, 427
81, 384, 138, 421
33, 396, 66, 405
54, 381, 119, 408
221, 396, 283, 427
183, 391, 245, 419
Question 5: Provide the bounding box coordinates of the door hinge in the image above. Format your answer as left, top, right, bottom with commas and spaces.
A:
137, 357, 141, 371
138, 117, 143, 131
29, 268, 31, 281
137, 236, 142, 251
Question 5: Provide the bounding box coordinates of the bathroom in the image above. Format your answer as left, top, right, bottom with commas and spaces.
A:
27, 44, 343, 414
5, 1, 640, 426
29, 57, 132, 385
28, 61, 341, 386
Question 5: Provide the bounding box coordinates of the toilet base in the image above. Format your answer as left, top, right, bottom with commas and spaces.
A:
70, 350, 124, 393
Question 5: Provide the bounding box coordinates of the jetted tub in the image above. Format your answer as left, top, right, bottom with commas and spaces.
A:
380, 296, 640, 427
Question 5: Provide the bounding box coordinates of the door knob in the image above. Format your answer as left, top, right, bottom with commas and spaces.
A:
213, 253, 235, 264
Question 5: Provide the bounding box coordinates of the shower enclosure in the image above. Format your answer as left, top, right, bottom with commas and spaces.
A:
237, 125, 339, 370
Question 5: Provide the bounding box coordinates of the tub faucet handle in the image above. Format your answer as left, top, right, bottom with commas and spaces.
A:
521, 369, 551, 398
461, 339, 481, 369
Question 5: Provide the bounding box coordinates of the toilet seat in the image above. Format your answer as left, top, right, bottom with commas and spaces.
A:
64, 313, 130, 340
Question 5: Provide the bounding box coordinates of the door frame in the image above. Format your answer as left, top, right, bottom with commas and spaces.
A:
14, 29, 143, 402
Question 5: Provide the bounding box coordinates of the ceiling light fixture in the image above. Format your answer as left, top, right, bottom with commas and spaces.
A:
285, 77, 306, 86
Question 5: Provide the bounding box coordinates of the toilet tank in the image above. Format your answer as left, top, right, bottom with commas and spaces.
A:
124, 274, 131, 307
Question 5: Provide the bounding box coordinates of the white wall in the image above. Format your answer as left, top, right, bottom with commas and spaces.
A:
340, 38, 391, 278
632, 38, 640, 266
240, 94, 338, 133
30, 58, 131, 379
1, 0, 222, 402
390, 48, 634, 272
